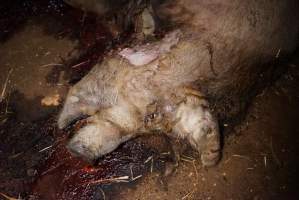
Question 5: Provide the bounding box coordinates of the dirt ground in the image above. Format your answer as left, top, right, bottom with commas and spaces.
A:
0, 1, 299, 200
115, 64, 299, 200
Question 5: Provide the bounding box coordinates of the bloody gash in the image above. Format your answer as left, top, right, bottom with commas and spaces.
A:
58, 0, 299, 167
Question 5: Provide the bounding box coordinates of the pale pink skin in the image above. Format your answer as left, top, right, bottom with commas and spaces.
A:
119, 47, 159, 66
119, 30, 182, 66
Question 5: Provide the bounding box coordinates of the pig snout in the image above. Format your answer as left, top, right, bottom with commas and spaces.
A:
65, 98, 141, 162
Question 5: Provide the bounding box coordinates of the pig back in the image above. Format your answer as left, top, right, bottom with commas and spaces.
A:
154, 0, 299, 119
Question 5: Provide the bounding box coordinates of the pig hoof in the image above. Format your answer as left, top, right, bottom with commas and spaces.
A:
200, 148, 221, 167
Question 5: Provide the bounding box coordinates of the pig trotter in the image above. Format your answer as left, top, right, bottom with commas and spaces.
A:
173, 92, 221, 167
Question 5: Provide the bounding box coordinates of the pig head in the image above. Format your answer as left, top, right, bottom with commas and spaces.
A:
58, 31, 221, 166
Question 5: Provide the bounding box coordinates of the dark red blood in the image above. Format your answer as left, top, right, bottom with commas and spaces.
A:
31, 132, 151, 200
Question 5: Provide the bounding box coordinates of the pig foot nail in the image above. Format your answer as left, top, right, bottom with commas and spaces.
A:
200, 140, 221, 167
201, 149, 220, 167
67, 140, 96, 164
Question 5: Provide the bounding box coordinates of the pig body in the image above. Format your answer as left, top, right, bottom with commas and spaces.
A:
59, 0, 299, 166
154, 0, 299, 118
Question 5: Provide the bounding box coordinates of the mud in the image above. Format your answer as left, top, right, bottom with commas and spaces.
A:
0, 1, 299, 200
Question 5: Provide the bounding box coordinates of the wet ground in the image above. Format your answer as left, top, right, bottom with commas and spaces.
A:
0, 1, 299, 200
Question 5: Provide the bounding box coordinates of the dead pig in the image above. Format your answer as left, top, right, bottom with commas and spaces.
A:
58, 0, 299, 167
59, 31, 221, 167
64, 0, 299, 119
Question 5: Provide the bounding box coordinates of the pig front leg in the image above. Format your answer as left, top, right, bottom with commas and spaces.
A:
173, 92, 221, 167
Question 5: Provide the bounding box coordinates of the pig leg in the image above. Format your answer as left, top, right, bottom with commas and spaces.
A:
173, 92, 221, 167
